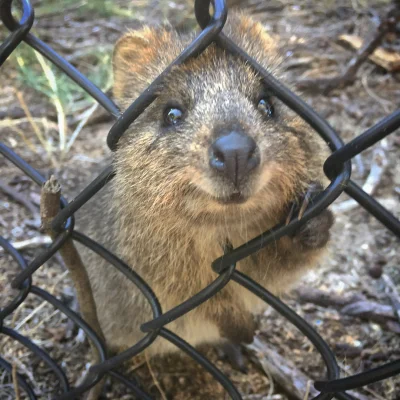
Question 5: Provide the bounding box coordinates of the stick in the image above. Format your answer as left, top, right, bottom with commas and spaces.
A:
15, 91, 48, 152
382, 274, 400, 322
295, 287, 400, 333
246, 337, 319, 399
0, 236, 52, 251
40, 176, 105, 400
0, 106, 51, 120
246, 337, 371, 400
297, 8, 400, 94
0, 179, 39, 218
331, 148, 388, 213
341, 300, 397, 323
12, 363, 21, 400
145, 350, 168, 400
295, 287, 366, 308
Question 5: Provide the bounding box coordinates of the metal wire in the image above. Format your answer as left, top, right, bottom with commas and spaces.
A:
0, 0, 399, 399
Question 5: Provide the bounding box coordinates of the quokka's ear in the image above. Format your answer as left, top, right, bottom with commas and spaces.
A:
223, 12, 282, 74
112, 27, 182, 107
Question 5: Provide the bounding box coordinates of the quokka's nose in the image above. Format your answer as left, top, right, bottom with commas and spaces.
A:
209, 131, 260, 187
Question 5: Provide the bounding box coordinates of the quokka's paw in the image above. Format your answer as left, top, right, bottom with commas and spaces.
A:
287, 182, 334, 250
216, 341, 248, 373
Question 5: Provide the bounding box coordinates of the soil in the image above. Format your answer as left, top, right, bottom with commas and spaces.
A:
1, 1, 399, 399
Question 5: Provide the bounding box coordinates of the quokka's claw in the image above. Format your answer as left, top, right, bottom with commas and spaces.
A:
286, 181, 325, 225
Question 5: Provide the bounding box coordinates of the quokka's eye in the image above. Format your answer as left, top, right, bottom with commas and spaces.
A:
257, 98, 274, 118
164, 107, 184, 126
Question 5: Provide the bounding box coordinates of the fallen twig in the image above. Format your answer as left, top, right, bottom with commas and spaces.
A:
296, 8, 400, 94
361, 73, 393, 114
338, 34, 400, 72
332, 148, 388, 213
145, 350, 168, 400
246, 336, 371, 400
247, 336, 319, 399
295, 287, 366, 308
15, 91, 48, 152
65, 102, 99, 153
0, 105, 53, 120
14, 90, 58, 166
12, 363, 21, 400
0, 236, 52, 252
296, 287, 400, 333
341, 300, 397, 323
0, 179, 39, 218
303, 380, 312, 400
382, 274, 400, 322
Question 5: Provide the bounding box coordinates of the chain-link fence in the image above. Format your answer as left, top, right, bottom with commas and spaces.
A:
1, 0, 400, 399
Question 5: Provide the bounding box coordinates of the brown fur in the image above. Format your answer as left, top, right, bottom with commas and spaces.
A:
77, 12, 333, 357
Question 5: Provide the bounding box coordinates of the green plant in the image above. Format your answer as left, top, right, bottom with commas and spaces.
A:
12, 43, 112, 158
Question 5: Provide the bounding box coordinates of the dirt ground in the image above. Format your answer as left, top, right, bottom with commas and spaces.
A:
1, 0, 400, 399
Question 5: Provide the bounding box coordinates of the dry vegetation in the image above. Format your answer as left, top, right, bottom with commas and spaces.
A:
1, 0, 400, 399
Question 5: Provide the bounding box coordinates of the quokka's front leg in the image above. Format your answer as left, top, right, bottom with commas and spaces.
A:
288, 181, 334, 251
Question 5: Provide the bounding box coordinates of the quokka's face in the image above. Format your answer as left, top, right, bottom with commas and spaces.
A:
112, 18, 323, 223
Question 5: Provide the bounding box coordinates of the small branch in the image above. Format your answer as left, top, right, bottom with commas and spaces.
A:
247, 336, 319, 399
145, 350, 168, 400
297, 8, 400, 94
0, 105, 53, 120
246, 337, 371, 400
303, 380, 312, 400
0, 236, 52, 251
295, 287, 366, 308
40, 177, 62, 232
15, 91, 48, 152
40, 176, 105, 400
0, 179, 39, 218
296, 287, 400, 333
341, 301, 397, 323
65, 102, 99, 153
332, 148, 388, 214
12, 363, 21, 400
382, 274, 400, 323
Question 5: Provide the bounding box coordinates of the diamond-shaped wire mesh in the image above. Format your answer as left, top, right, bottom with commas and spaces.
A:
1, 0, 400, 399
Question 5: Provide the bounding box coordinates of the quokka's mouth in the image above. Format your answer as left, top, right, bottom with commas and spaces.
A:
213, 191, 248, 205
